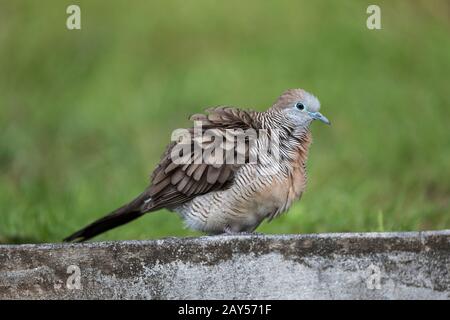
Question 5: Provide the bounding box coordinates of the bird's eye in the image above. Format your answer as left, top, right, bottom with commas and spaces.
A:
295, 102, 305, 110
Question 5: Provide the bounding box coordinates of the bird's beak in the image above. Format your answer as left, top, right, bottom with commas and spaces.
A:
310, 112, 331, 125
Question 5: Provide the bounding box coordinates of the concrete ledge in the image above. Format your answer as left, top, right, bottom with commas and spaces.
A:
0, 231, 449, 299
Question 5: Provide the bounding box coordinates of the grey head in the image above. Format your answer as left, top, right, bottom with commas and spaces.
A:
270, 88, 331, 127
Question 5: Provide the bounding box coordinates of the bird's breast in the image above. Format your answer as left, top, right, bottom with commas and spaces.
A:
174, 131, 312, 233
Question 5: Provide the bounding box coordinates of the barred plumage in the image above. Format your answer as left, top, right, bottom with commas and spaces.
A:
64, 88, 330, 241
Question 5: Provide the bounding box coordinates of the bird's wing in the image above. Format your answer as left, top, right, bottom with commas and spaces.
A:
143, 106, 257, 211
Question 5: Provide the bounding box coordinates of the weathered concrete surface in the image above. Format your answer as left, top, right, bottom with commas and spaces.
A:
0, 231, 449, 299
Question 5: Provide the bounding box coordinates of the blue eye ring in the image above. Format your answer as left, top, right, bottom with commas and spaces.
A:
295, 102, 305, 110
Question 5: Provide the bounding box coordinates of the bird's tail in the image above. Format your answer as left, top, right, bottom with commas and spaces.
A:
64, 192, 150, 242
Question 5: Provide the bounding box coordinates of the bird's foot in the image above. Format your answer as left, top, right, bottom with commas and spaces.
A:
220, 227, 263, 236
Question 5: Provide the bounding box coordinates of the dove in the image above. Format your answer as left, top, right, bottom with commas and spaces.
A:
64, 89, 330, 242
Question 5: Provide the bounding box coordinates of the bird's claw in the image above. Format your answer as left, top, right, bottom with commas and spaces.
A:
220, 227, 263, 236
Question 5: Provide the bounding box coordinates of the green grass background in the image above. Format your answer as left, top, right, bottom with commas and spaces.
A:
0, 0, 449, 243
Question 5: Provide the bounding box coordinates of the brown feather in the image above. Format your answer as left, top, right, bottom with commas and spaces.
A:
149, 175, 171, 196
171, 169, 185, 184
145, 106, 256, 208
207, 166, 221, 184
193, 163, 207, 181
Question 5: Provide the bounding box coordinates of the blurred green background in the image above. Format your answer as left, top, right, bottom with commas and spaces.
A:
0, 0, 449, 243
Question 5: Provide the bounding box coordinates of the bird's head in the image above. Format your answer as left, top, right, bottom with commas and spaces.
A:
271, 88, 330, 127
